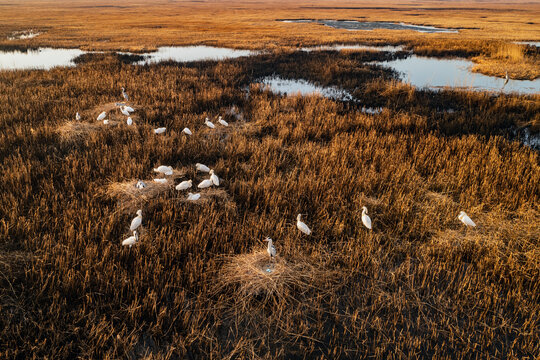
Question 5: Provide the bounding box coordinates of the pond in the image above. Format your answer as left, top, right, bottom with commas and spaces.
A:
300, 44, 405, 52
281, 19, 458, 33
255, 76, 354, 101
374, 55, 540, 95
125, 46, 257, 65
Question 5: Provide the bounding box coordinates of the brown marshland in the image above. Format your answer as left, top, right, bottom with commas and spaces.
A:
0, 1, 539, 359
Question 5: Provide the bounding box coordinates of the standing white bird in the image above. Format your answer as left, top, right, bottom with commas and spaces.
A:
196, 163, 210, 173
176, 180, 192, 191
124, 106, 135, 113
218, 116, 228, 127
204, 117, 215, 129
135, 180, 146, 189
264, 237, 276, 259
209, 169, 219, 186
182, 127, 192, 136
130, 210, 142, 232
103, 119, 109, 125
127, 117, 133, 126
361, 206, 372, 230
503, 71, 509, 88
121, 87, 129, 101
198, 179, 213, 189
458, 211, 476, 227
296, 214, 311, 235
153, 178, 168, 184
76, 112, 81, 121
154, 127, 166, 134
120, 106, 130, 116
122, 231, 138, 248
97, 111, 106, 121
187, 192, 201, 201
153, 165, 173, 176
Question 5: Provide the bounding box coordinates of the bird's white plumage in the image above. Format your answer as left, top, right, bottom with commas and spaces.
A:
204, 117, 215, 129
458, 211, 476, 227
120, 107, 130, 116
127, 117, 133, 126
124, 106, 135, 113
218, 116, 228, 127
153, 165, 173, 176
122, 231, 138, 248
121, 87, 129, 101
264, 237, 276, 258
296, 214, 311, 235
153, 178, 168, 184
103, 119, 109, 125
76, 112, 81, 121
196, 163, 210, 173
97, 111, 106, 121
136, 180, 146, 189
154, 127, 166, 134
187, 192, 201, 201
176, 180, 192, 191
183, 127, 192, 136
130, 210, 142, 231
210, 170, 220, 186
198, 179, 213, 189
361, 206, 372, 230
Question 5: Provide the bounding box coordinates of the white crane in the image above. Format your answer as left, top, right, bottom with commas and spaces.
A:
210, 170, 220, 186
361, 206, 372, 230
198, 179, 213, 189
503, 71, 509, 88
103, 119, 109, 125
264, 237, 276, 260
153, 178, 168, 184
97, 111, 106, 121
127, 117, 133, 126
122, 231, 138, 248
76, 112, 81, 121
135, 180, 146, 189
458, 211, 476, 227
154, 127, 166, 134
153, 165, 173, 176
218, 116, 228, 127
124, 106, 135, 113
196, 163, 210, 173
187, 192, 201, 201
120, 107, 130, 116
121, 87, 129, 101
297, 214, 311, 235
182, 127, 192, 136
204, 117, 215, 129
130, 210, 142, 231
176, 180, 192, 191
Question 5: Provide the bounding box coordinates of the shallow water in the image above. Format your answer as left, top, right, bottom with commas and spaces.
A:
0, 48, 85, 70
256, 76, 354, 101
281, 19, 458, 33
7, 31, 41, 40
374, 55, 540, 95
128, 46, 257, 65
514, 41, 540, 48
300, 44, 405, 52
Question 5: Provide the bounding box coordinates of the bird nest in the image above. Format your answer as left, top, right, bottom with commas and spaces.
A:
104, 178, 175, 215
215, 251, 332, 299
56, 121, 104, 139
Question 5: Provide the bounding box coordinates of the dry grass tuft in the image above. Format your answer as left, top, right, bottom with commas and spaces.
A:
57, 121, 103, 139
105, 179, 174, 215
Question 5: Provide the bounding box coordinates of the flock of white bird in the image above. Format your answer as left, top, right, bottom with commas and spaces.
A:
81, 87, 479, 256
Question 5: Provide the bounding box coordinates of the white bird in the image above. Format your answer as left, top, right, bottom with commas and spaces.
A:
198, 179, 213, 189
503, 71, 509, 87
153, 166, 173, 176
97, 111, 106, 121
458, 211, 476, 227
361, 206, 372, 230
296, 214, 311, 235
127, 117, 133, 126
209, 169, 220, 186
264, 237, 276, 259
135, 180, 146, 189
218, 116, 228, 127
120, 107, 130, 116
196, 163, 210, 173
153, 178, 168, 184
204, 117, 215, 129
76, 112, 81, 121
130, 210, 142, 232
124, 106, 135, 113
121, 87, 129, 101
154, 127, 166, 134
176, 180, 192, 191
187, 192, 201, 201
122, 231, 139, 248
182, 127, 192, 136
103, 119, 109, 125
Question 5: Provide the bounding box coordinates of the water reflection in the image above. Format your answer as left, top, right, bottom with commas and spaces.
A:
374, 55, 540, 95
0, 48, 85, 70
281, 19, 457, 33
300, 44, 405, 52
127, 46, 257, 65
256, 76, 354, 101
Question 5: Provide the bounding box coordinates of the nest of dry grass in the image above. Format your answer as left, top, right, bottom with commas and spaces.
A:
105, 178, 174, 215
56, 121, 104, 139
